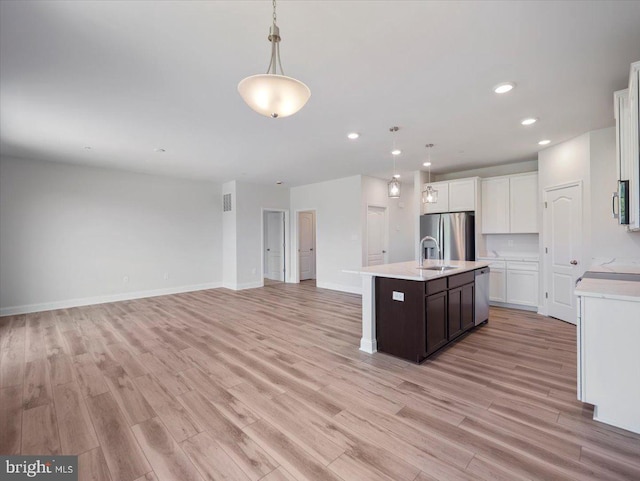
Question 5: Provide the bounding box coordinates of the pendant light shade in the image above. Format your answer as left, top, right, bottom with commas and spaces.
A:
387, 126, 401, 198
238, 1, 310, 118
388, 178, 401, 198
422, 144, 438, 204
238, 74, 310, 119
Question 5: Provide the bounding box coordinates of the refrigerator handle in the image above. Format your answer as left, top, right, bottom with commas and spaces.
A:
439, 215, 444, 260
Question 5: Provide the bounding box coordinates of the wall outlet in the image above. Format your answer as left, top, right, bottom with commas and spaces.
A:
123, 275, 130, 283
392, 291, 405, 302
163, 272, 170, 280
251, 268, 257, 275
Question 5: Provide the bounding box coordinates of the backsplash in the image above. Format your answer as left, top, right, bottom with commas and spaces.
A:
483, 234, 539, 257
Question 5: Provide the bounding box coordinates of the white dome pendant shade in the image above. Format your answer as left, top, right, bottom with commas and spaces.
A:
238, 74, 310, 118
237, 1, 310, 119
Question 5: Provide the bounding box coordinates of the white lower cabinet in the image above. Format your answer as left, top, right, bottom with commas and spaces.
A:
506, 268, 539, 307
481, 258, 539, 309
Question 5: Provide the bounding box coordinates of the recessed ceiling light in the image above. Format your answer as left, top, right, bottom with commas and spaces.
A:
347, 132, 359, 140
538, 139, 551, 145
423, 162, 432, 167
391, 149, 402, 156
276, 180, 283, 185
83, 146, 91, 150
521, 117, 538, 126
155, 148, 166, 153
393, 174, 401, 179
493, 82, 516, 94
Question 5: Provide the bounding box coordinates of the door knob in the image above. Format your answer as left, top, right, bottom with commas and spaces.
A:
382, 250, 387, 253
267, 248, 271, 251
570, 260, 578, 265
310, 248, 314, 251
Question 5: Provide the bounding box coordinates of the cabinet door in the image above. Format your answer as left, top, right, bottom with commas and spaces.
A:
506, 269, 539, 307
460, 283, 475, 332
510, 174, 538, 233
447, 286, 463, 340
425, 291, 448, 355
423, 182, 449, 214
481, 177, 510, 233
449, 179, 476, 212
614, 89, 631, 182
375, 278, 426, 362
489, 269, 506, 302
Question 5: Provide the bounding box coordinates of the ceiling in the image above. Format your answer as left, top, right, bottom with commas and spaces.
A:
1, 1, 639, 186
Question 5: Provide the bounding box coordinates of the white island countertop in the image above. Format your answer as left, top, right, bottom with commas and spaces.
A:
575, 260, 640, 302
346, 260, 490, 281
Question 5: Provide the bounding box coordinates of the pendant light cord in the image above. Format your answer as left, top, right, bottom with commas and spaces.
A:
265, 0, 285, 75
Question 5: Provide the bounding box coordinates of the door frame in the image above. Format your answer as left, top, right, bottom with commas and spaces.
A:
365, 204, 389, 266
292, 208, 317, 284
541, 180, 583, 320
260, 208, 290, 285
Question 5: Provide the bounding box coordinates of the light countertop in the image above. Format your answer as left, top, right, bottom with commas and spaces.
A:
575, 259, 640, 302
345, 260, 489, 281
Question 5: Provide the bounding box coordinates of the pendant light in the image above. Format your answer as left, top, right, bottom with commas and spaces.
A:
387, 126, 401, 198
237, 0, 311, 118
422, 144, 438, 204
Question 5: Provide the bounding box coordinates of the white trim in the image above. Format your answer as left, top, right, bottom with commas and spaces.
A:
489, 301, 539, 312
223, 280, 265, 291
0, 282, 222, 317
315, 281, 362, 295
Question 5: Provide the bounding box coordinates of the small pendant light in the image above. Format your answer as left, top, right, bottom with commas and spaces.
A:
422, 144, 438, 204
388, 127, 401, 198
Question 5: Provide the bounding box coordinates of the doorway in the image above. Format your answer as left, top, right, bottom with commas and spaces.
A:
366, 205, 389, 266
298, 211, 316, 281
543, 182, 583, 324
263, 210, 285, 283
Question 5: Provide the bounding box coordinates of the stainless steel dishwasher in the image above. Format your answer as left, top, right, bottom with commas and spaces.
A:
474, 267, 490, 325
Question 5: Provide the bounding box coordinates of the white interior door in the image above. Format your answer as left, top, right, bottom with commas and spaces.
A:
299, 211, 315, 281
544, 183, 583, 324
264, 211, 284, 281
367, 206, 388, 266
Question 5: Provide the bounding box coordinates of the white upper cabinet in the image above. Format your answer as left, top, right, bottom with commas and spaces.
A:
510, 173, 538, 233
481, 173, 538, 234
423, 177, 477, 214
423, 182, 449, 214
448, 178, 476, 212
481, 177, 510, 233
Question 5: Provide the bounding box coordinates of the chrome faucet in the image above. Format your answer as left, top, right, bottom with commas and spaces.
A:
419, 236, 441, 266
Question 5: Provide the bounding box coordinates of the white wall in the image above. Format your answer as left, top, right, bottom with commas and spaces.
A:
290, 176, 362, 293
361, 176, 414, 265
589, 127, 640, 259
235, 182, 289, 288
222, 180, 237, 288
0, 156, 222, 315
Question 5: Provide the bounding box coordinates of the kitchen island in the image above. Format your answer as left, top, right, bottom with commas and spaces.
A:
347, 259, 490, 363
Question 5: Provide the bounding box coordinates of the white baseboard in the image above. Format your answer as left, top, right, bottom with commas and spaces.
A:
221, 280, 264, 291
489, 301, 538, 312
0, 282, 222, 317
316, 281, 362, 295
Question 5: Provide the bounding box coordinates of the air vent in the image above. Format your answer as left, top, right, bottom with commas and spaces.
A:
223, 193, 232, 212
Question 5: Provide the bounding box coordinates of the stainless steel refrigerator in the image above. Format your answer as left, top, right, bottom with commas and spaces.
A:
420, 212, 475, 261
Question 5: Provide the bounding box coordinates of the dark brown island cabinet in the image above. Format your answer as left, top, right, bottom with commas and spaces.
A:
376, 269, 481, 363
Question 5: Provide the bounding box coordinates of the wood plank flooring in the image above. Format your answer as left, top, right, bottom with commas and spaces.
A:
1, 281, 640, 481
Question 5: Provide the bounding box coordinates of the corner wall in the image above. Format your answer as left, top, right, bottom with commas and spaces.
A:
0, 156, 222, 315
290, 176, 363, 293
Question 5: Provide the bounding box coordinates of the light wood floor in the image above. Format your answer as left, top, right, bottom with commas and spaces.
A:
1, 282, 640, 481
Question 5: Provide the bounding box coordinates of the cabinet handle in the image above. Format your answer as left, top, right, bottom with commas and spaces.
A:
570, 260, 578, 265
612, 191, 619, 219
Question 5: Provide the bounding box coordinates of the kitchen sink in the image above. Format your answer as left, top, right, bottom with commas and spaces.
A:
417, 265, 458, 271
